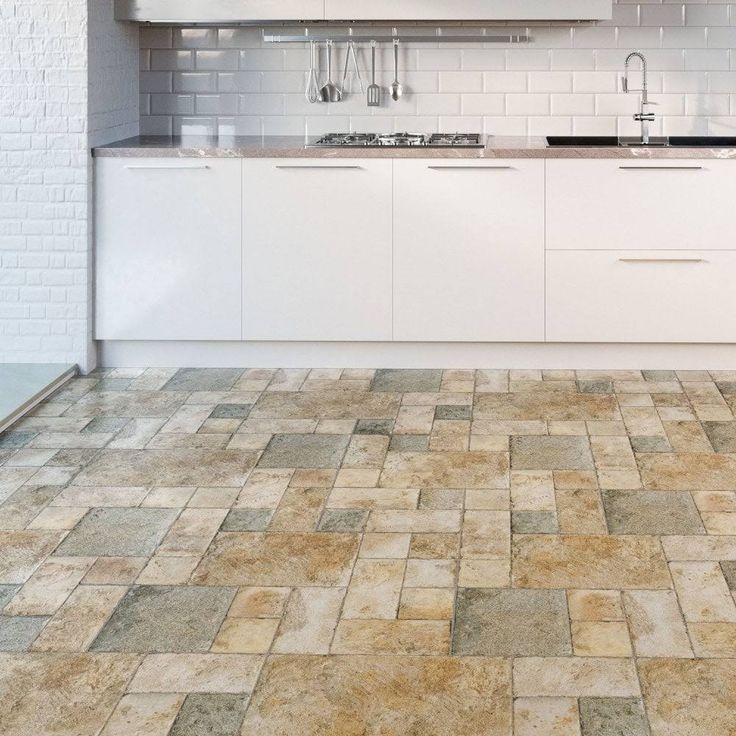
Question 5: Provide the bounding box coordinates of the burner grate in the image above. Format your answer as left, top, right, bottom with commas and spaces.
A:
310, 133, 485, 148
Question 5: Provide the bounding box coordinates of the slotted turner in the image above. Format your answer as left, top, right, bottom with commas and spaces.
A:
367, 41, 380, 107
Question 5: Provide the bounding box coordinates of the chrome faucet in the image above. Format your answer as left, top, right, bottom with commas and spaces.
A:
622, 51, 655, 144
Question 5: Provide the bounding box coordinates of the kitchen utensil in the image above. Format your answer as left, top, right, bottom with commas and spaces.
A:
320, 40, 342, 103
367, 41, 380, 107
341, 40, 364, 95
305, 40, 321, 104
390, 39, 403, 101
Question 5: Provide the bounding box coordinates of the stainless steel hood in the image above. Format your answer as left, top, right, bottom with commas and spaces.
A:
114, 0, 612, 23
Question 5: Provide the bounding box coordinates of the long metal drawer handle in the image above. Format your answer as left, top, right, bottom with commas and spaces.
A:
618, 166, 703, 170
428, 165, 513, 170
275, 165, 363, 170
124, 164, 211, 170
618, 258, 707, 263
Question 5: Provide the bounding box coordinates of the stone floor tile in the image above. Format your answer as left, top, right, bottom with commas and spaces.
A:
331, 620, 450, 655
271, 587, 344, 654
334, 468, 381, 487
571, 621, 632, 657
474, 391, 619, 421
0, 584, 19, 608
64, 391, 185, 419
513, 534, 671, 589
662, 535, 736, 561
162, 369, 242, 392
404, 559, 455, 587
57, 507, 178, 557
513, 697, 581, 736
0, 653, 140, 736
168, 693, 248, 736
624, 591, 696, 657
342, 435, 389, 468
91, 585, 234, 653
513, 657, 640, 697
128, 653, 263, 693
368, 509, 462, 533
688, 622, 736, 657
221, 508, 272, 532
158, 508, 229, 556
380, 451, 508, 489
664, 420, 714, 453
669, 561, 736, 622
253, 389, 400, 420
355, 418, 394, 435
235, 469, 292, 509
510, 470, 556, 511
399, 588, 454, 619
0, 530, 64, 584
602, 489, 704, 535
51, 485, 148, 507
465, 488, 509, 510
192, 532, 359, 587
458, 559, 510, 587
639, 452, 736, 490
268, 487, 328, 532
701, 511, 736, 535
0, 485, 60, 530
257, 434, 349, 469
578, 697, 648, 736
342, 559, 405, 619
211, 618, 278, 653
370, 369, 442, 393
511, 436, 594, 471
228, 587, 289, 619
410, 532, 460, 559
461, 510, 510, 559
359, 533, 411, 559
242, 655, 511, 735
555, 489, 608, 534
83, 556, 147, 584
567, 590, 623, 621
187, 486, 240, 508
327, 487, 419, 509
639, 659, 736, 736
511, 510, 558, 533
389, 434, 429, 451
27, 506, 88, 530
693, 491, 736, 513
722, 561, 736, 590
453, 588, 570, 656
136, 556, 200, 585
702, 421, 736, 452
0, 616, 47, 651
419, 488, 464, 510
100, 692, 185, 736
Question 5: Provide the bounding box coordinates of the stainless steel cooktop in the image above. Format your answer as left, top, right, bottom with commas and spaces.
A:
309, 133, 485, 148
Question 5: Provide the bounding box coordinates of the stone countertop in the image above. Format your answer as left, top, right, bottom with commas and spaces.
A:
93, 135, 736, 160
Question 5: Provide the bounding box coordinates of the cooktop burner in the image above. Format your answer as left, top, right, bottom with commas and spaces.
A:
309, 133, 484, 148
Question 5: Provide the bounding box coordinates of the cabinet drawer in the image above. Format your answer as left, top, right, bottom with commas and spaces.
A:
547, 250, 736, 343
546, 160, 736, 251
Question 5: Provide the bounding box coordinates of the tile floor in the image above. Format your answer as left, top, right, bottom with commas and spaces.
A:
1, 367, 736, 735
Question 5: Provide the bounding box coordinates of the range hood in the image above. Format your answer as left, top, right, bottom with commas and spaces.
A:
114, 0, 612, 23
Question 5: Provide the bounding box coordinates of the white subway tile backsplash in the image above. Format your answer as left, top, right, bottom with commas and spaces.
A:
140, 3, 736, 137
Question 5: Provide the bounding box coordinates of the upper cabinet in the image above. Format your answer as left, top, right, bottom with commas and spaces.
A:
324, 1, 611, 21
115, 0, 611, 22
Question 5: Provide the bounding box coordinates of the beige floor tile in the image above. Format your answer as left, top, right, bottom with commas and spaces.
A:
571, 621, 633, 657
404, 559, 455, 588
128, 653, 263, 693
701, 512, 736, 535
513, 657, 640, 697
663, 420, 714, 453
271, 587, 344, 654
367, 509, 462, 533
510, 471, 556, 511
187, 486, 240, 508
380, 451, 508, 489
327, 487, 419, 510
136, 556, 199, 585
474, 391, 619, 421
343, 435, 389, 469
0, 530, 66, 584
639, 453, 736, 491
458, 559, 510, 588
465, 488, 509, 510
662, 535, 736, 561
409, 533, 460, 559
513, 697, 581, 736
83, 556, 147, 585
269, 487, 328, 532
567, 590, 623, 621
623, 590, 693, 658
100, 693, 184, 736
670, 561, 736, 622
331, 620, 450, 655
359, 533, 411, 559
51, 486, 148, 507
555, 489, 607, 534
688, 622, 736, 657
394, 405, 435, 435
334, 468, 381, 487
342, 559, 405, 619
27, 506, 88, 530
235, 470, 292, 508
228, 587, 290, 618
693, 491, 736, 513
398, 588, 454, 619
211, 618, 279, 653
141, 486, 196, 508
461, 510, 510, 559
157, 508, 227, 556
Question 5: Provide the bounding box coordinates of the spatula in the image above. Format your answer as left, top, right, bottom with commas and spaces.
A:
367, 41, 380, 107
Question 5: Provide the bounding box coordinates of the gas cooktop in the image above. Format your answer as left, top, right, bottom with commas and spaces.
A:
308, 133, 485, 148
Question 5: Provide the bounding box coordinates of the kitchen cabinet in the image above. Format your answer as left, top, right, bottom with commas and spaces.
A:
546, 160, 736, 251
115, 0, 325, 22
547, 250, 736, 343
393, 159, 545, 342
242, 160, 393, 341
95, 158, 242, 341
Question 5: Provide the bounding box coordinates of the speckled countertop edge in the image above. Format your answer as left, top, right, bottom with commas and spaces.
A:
93, 135, 736, 160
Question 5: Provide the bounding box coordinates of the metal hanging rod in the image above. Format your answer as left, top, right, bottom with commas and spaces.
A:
263, 29, 531, 44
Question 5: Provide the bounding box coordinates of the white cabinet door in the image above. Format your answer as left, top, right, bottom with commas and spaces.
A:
242, 160, 392, 341
547, 250, 736, 343
115, 0, 325, 22
393, 159, 545, 342
95, 158, 242, 341
324, 0, 610, 20
547, 160, 736, 251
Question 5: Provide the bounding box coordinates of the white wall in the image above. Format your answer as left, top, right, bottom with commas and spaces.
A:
140, 0, 736, 138
0, 0, 137, 372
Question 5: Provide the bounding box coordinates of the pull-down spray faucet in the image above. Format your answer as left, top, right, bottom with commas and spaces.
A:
622, 51, 656, 144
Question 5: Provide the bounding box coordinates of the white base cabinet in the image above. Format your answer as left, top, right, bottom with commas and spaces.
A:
242, 160, 393, 341
547, 250, 736, 343
95, 159, 242, 341
393, 160, 545, 342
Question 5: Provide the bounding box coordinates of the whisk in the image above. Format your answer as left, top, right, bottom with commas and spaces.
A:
305, 40, 321, 104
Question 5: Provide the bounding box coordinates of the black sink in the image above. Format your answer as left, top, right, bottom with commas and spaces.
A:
546, 136, 619, 147
546, 135, 736, 148
668, 136, 736, 147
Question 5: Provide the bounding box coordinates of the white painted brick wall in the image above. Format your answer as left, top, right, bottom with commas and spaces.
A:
0, 0, 137, 372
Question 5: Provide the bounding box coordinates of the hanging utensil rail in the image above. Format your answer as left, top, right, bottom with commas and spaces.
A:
263, 30, 531, 44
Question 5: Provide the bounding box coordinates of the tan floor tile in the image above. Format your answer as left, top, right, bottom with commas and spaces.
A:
553, 470, 598, 489
688, 622, 736, 657
639, 659, 736, 736
394, 405, 434, 435
141, 486, 195, 508
548, 420, 587, 436
513, 697, 581, 736
567, 590, 623, 621
513, 657, 640, 697
380, 451, 508, 489
359, 533, 411, 559
211, 618, 279, 653
590, 436, 636, 469
458, 559, 510, 588
693, 491, 736, 513
269, 487, 328, 532
571, 621, 632, 657
235, 469, 292, 508
662, 535, 736, 561
343, 435, 389, 469
242, 655, 511, 735
331, 620, 450, 655
0, 530, 66, 584
596, 468, 642, 490
136, 555, 199, 585
50, 486, 147, 508
670, 561, 736, 622
513, 535, 670, 590
409, 533, 460, 559
474, 391, 619, 421
404, 559, 455, 588
475, 369, 509, 392
32, 585, 128, 652
100, 692, 184, 736
701, 512, 736, 535
157, 508, 227, 556
187, 486, 240, 508
327, 487, 418, 510
469, 435, 509, 452
271, 587, 344, 654
334, 468, 380, 487
398, 588, 454, 619
419, 488, 464, 510
342, 559, 405, 619
252, 389, 400, 420
83, 556, 147, 585
664, 420, 714, 453
226, 433, 272, 450
639, 453, 736, 491
465, 488, 509, 510
555, 489, 607, 534
128, 653, 263, 693
461, 510, 510, 559
289, 469, 336, 487
473, 420, 547, 436
510, 470, 556, 511
367, 509, 462, 533
228, 587, 290, 618
27, 506, 88, 530
587, 420, 627, 436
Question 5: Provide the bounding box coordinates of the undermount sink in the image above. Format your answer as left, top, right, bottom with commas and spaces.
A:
546, 136, 736, 148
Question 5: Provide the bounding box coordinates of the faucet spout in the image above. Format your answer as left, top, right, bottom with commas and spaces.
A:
622, 51, 655, 144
